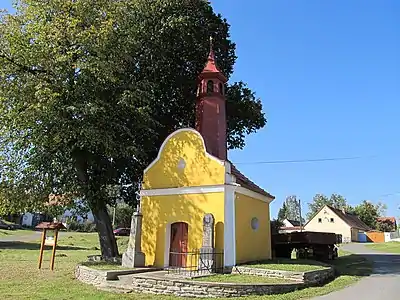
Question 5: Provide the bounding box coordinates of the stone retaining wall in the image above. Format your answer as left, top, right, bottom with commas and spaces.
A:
75, 265, 162, 284
75, 264, 335, 298
232, 266, 335, 285
303, 268, 335, 285
75, 265, 107, 286
129, 276, 305, 297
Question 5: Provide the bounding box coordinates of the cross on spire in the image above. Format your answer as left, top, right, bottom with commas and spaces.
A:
208, 36, 215, 60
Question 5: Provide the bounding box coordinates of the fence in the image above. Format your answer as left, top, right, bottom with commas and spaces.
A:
342, 236, 351, 244
167, 249, 224, 277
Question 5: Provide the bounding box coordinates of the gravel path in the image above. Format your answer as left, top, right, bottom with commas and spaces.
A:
313, 243, 400, 300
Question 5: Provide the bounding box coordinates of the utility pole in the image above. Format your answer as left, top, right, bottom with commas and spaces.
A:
299, 198, 303, 232
112, 204, 116, 227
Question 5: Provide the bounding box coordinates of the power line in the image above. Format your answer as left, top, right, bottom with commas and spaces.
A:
379, 192, 400, 198
233, 155, 377, 165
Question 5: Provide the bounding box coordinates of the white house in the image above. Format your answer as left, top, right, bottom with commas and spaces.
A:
279, 219, 304, 233
304, 205, 370, 243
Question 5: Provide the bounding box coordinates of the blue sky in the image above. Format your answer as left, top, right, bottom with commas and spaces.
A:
2, 1, 400, 218
210, 0, 400, 218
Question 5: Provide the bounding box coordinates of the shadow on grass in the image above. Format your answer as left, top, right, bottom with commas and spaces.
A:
330, 253, 374, 277
329, 253, 400, 277
0, 240, 90, 251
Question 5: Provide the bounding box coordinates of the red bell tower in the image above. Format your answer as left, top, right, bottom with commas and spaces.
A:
196, 38, 228, 160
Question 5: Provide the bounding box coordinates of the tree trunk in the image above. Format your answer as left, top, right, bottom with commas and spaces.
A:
91, 202, 119, 259
72, 150, 119, 259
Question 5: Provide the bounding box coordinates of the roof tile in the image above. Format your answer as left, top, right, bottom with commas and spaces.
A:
327, 205, 371, 231
230, 164, 274, 199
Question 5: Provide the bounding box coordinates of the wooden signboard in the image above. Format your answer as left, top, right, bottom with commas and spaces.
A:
35, 222, 66, 271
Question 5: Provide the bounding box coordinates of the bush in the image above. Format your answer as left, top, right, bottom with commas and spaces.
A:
108, 203, 134, 228
66, 218, 96, 232
82, 221, 97, 233
66, 219, 81, 231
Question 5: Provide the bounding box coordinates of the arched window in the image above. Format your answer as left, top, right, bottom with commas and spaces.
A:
218, 83, 224, 95
207, 80, 214, 93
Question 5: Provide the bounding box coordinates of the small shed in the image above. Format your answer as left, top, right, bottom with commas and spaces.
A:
366, 231, 385, 243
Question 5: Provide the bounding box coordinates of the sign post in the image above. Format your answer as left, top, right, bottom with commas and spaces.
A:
36, 222, 66, 271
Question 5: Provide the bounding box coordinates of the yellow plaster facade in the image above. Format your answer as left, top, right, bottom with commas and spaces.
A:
141, 192, 225, 267
235, 193, 272, 264
142, 129, 225, 190
141, 129, 226, 267
140, 128, 273, 268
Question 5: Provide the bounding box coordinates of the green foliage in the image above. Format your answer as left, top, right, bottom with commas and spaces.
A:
41, 205, 65, 220
307, 193, 348, 220
108, 203, 134, 229
67, 219, 96, 233
351, 200, 386, 229
270, 219, 284, 234
0, 0, 267, 257
277, 202, 287, 221
0, 0, 266, 210
376, 220, 396, 232
277, 195, 305, 224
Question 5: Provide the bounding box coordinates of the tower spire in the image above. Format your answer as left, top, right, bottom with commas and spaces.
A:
199, 36, 227, 81
195, 37, 228, 160
208, 36, 215, 61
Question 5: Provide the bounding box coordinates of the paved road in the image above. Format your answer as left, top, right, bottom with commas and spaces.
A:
314, 243, 400, 300
0, 230, 70, 242
0, 230, 41, 242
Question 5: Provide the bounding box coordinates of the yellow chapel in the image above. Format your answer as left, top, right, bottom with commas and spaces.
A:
138, 42, 275, 270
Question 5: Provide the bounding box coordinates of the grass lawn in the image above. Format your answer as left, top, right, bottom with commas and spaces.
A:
0, 233, 372, 300
194, 274, 292, 284
365, 241, 400, 253
243, 259, 328, 272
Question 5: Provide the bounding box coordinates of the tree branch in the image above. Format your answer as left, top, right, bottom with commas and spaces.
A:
0, 53, 49, 75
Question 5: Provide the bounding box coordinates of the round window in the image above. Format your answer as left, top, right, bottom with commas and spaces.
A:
251, 217, 259, 230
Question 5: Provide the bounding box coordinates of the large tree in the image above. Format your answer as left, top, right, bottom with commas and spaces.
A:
307, 193, 348, 220
277, 195, 305, 224
351, 200, 386, 229
277, 202, 288, 221
0, 0, 267, 258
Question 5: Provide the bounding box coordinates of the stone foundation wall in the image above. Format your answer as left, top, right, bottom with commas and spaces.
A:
232, 266, 335, 285
75, 265, 108, 286
129, 277, 304, 298
303, 268, 335, 285
75, 264, 335, 298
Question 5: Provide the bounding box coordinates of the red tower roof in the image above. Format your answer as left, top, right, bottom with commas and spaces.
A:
199, 37, 227, 82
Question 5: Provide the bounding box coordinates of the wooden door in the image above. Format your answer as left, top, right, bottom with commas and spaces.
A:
169, 222, 188, 267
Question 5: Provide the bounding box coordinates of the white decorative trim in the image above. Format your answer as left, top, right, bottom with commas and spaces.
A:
140, 184, 274, 204
236, 186, 274, 203
224, 161, 236, 184
143, 128, 224, 174
164, 223, 172, 268
140, 185, 225, 197
224, 184, 239, 267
